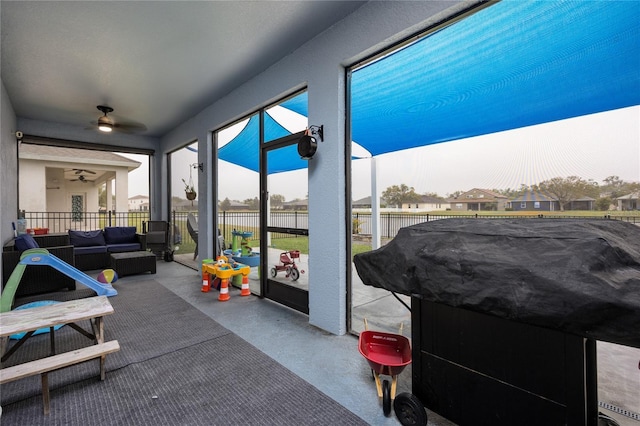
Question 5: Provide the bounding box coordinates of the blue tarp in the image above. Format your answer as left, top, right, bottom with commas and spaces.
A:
220, 1, 640, 172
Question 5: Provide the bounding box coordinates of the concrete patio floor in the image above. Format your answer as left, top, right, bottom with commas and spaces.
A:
168, 253, 639, 425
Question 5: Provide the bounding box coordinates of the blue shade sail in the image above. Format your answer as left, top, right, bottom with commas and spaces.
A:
264, 109, 294, 143
218, 113, 308, 174
267, 144, 309, 175
219, 115, 259, 172
219, 1, 640, 172
351, 1, 640, 157
280, 92, 308, 118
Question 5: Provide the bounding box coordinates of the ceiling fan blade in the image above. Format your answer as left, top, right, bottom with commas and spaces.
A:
88, 118, 147, 134
113, 121, 148, 133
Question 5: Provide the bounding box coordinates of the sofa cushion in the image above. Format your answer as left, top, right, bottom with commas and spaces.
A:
107, 243, 142, 253
69, 230, 106, 247
73, 245, 108, 255
15, 234, 39, 251
104, 227, 137, 244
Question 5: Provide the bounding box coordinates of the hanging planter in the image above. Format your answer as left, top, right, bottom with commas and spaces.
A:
182, 176, 196, 202
182, 162, 200, 205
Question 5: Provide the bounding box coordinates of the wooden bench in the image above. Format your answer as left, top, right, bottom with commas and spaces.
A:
0, 340, 120, 414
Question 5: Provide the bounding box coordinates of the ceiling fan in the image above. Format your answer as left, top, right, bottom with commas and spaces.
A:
70, 175, 93, 183
72, 168, 96, 175
91, 105, 147, 134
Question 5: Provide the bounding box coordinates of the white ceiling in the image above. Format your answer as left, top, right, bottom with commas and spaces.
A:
1, 1, 366, 137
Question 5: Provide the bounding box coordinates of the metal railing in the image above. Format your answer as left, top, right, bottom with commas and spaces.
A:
20, 211, 152, 234
352, 212, 639, 238
20, 210, 638, 247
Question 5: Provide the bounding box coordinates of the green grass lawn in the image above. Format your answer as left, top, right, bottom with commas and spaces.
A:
175, 211, 638, 259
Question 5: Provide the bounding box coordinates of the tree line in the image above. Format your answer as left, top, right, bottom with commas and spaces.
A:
381, 176, 639, 211
214, 175, 638, 212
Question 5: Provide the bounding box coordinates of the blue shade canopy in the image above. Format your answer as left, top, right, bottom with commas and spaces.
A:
280, 92, 308, 117
351, 0, 640, 157
220, 1, 640, 172
218, 113, 309, 174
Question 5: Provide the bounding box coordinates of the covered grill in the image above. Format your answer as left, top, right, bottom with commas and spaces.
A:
354, 218, 640, 425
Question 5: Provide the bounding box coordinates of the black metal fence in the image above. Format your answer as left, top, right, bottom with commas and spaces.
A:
19, 211, 152, 234
21, 210, 638, 248
351, 212, 639, 238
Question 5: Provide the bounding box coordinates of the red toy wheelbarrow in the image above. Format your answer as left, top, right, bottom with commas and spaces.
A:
358, 320, 427, 425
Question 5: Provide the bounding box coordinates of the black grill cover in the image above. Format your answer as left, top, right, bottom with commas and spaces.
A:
353, 219, 640, 348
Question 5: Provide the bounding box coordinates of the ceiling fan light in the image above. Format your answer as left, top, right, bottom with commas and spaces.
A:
97, 111, 114, 132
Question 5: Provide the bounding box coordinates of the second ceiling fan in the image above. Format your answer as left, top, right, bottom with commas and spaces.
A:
70, 175, 93, 183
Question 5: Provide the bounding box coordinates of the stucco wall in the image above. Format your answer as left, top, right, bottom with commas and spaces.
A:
18, 160, 47, 211
45, 168, 67, 212
1, 79, 18, 251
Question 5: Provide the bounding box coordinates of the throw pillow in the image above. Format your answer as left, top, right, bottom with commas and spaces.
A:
104, 227, 137, 244
69, 229, 106, 247
15, 234, 39, 251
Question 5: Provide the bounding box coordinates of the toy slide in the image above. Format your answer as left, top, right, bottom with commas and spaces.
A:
1, 248, 117, 313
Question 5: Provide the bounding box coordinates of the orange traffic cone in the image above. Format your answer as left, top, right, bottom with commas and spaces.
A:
218, 278, 230, 301
240, 275, 251, 296
201, 270, 211, 292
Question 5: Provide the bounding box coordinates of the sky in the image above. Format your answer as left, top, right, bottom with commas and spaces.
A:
350, 105, 640, 200
124, 104, 638, 203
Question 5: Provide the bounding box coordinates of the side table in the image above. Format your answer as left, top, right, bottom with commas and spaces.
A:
110, 251, 156, 277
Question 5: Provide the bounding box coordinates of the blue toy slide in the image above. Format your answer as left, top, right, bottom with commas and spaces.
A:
19, 249, 118, 297
0, 248, 117, 314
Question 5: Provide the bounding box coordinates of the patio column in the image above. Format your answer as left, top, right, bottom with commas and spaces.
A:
106, 178, 114, 212
307, 63, 348, 335
370, 157, 381, 250
114, 169, 128, 225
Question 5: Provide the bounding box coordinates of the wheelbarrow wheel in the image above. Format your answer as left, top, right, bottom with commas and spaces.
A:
394, 392, 427, 426
270, 268, 277, 278
290, 267, 300, 281
382, 379, 391, 416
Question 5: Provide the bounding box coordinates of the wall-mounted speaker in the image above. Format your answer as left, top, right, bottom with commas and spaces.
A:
298, 134, 318, 159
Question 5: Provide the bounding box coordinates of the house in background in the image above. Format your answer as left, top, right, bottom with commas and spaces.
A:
565, 197, 596, 211
128, 195, 149, 211
617, 192, 639, 211
282, 199, 308, 211
19, 144, 140, 229
352, 196, 372, 210
509, 191, 596, 212
509, 191, 557, 212
448, 188, 508, 211
402, 195, 448, 211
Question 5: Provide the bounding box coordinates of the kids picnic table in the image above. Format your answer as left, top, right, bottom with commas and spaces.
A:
0, 296, 120, 414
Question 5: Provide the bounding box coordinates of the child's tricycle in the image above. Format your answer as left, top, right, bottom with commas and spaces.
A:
270, 250, 304, 281
358, 320, 427, 425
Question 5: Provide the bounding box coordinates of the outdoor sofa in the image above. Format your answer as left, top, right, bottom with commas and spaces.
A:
70, 227, 147, 271
1, 233, 98, 309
